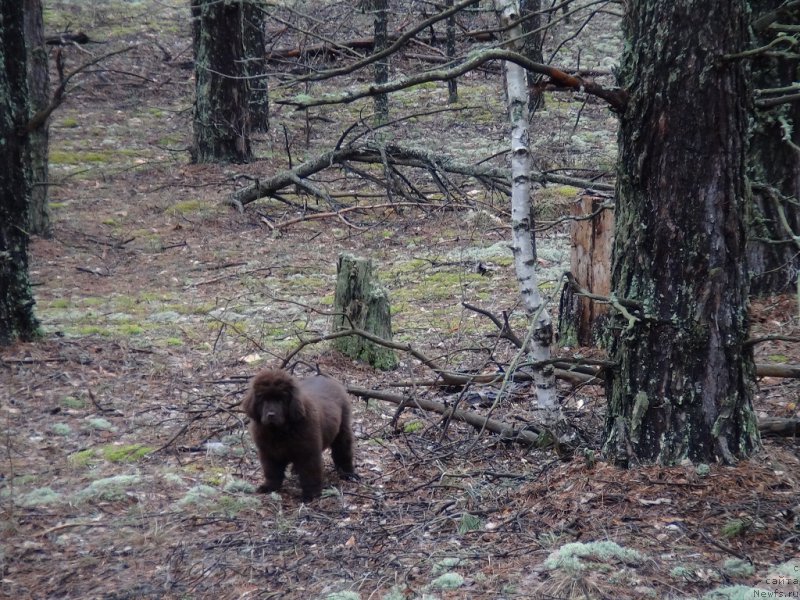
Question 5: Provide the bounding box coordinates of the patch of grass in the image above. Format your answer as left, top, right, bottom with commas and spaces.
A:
76, 325, 111, 336
117, 323, 144, 335
545, 541, 643, 573
69, 449, 97, 467
61, 395, 86, 409
166, 199, 217, 217
17, 487, 62, 507
59, 117, 79, 128
87, 417, 116, 431
51, 423, 72, 436
101, 444, 154, 463
50, 150, 112, 165
74, 474, 141, 502
430, 573, 464, 590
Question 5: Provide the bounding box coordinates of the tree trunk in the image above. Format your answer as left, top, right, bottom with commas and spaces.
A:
242, 0, 269, 133
24, 0, 50, 236
746, 1, 800, 294
499, 0, 557, 415
0, 0, 40, 345
446, 0, 458, 103
331, 254, 397, 370
559, 194, 613, 346
603, 0, 760, 465
191, 0, 252, 163
520, 0, 544, 109
372, 0, 389, 124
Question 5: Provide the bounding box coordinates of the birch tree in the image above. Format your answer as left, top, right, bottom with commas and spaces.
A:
498, 0, 558, 415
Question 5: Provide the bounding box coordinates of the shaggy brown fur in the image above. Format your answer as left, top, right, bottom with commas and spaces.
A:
242, 369, 356, 501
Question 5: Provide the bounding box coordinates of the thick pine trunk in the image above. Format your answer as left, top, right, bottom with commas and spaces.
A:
603, 0, 760, 465
192, 0, 252, 163
0, 0, 40, 345
24, 0, 50, 236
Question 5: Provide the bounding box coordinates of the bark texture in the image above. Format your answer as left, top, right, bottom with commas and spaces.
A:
332, 254, 397, 370
192, 0, 252, 163
0, 0, 40, 345
372, 0, 390, 124
24, 0, 50, 236
242, 1, 269, 133
604, 0, 760, 465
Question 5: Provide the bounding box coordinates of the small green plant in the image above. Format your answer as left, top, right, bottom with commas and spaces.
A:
87, 417, 116, 431
61, 396, 86, 409
51, 423, 72, 436
403, 421, 423, 433
720, 518, 751, 538
457, 514, 483, 535
430, 573, 464, 590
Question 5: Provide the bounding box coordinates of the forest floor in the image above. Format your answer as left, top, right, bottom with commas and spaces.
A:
2, 1, 799, 599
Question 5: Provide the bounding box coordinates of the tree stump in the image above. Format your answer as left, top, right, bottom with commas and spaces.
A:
558, 194, 613, 347
332, 253, 397, 370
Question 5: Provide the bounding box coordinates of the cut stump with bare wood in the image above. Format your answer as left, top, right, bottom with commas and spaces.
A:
558, 193, 614, 347
332, 253, 397, 370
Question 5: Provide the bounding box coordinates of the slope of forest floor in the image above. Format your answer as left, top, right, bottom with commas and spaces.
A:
2, 1, 799, 599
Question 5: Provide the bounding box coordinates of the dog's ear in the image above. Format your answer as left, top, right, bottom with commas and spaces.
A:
242, 387, 259, 421
288, 392, 307, 422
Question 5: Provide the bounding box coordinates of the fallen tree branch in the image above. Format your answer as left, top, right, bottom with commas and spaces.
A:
346, 385, 545, 445
226, 141, 613, 208
758, 416, 800, 437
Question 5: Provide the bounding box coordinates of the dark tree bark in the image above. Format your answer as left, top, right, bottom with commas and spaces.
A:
24, 0, 50, 236
746, 1, 800, 294
191, 0, 252, 163
372, 0, 389, 124
242, 0, 269, 133
603, 0, 760, 465
1, 0, 40, 345
520, 0, 544, 109
446, 0, 458, 103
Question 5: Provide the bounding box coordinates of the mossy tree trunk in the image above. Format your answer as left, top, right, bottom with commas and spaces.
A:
0, 0, 40, 345
191, 0, 252, 163
603, 0, 760, 465
332, 254, 397, 370
746, 0, 800, 294
24, 0, 50, 236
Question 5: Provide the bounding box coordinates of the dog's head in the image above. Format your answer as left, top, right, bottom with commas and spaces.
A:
243, 369, 307, 427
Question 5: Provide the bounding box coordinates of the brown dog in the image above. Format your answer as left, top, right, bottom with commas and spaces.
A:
242, 369, 356, 501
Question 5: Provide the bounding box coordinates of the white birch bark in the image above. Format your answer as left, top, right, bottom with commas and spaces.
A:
498, 0, 558, 415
